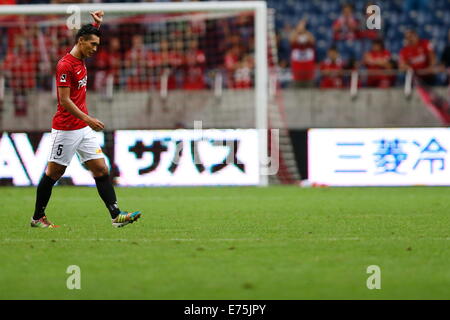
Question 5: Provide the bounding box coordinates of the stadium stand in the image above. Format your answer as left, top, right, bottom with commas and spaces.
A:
1, 0, 450, 90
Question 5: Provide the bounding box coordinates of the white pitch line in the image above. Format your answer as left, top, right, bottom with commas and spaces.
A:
1, 237, 449, 243
1, 195, 288, 202
0, 238, 253, 242
0, 237, 357, 242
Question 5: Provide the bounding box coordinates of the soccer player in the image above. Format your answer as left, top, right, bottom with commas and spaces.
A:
30, 11, 141, 228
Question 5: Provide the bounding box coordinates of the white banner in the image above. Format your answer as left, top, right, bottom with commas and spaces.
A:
0, 130, 259, 186
309, 128, 450, 186
114, 130, 260, 186
0, 132, 107, 186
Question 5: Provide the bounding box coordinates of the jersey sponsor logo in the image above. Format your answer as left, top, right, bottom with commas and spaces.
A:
78, 75, 87, 89
60, 74, 67, 82
291, 48, 314, 62
410, 54, 426, 65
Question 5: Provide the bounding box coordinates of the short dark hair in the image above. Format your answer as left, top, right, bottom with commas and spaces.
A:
328, 45, 338, 52
75, 24, 101, 42
342, 3, 354, 10
372, 38, 385, 49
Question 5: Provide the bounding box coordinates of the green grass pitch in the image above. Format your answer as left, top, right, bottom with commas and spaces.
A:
0, 186, 449, 300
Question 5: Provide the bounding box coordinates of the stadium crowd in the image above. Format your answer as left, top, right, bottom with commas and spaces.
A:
276, 1, 450, 88
1, 0, 450, 113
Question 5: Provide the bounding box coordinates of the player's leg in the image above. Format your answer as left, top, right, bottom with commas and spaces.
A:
84, 157, 120, 218
31, 129, 81, 228
37, 162, 67, 215
31, 162, 67, 228
78, 128, 141, 227
84, 157, 142, 227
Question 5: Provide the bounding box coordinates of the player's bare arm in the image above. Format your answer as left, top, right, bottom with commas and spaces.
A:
58, 86, 104, 131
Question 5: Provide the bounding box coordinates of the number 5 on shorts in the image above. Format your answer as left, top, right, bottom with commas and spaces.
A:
56, 144, 63, 156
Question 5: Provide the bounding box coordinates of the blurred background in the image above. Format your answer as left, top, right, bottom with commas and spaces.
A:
2, 0, 450, 89
1, 0, 450, 186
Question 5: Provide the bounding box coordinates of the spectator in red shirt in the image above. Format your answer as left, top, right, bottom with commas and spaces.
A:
224, 43, 242, 88
3, 35, 38, 116
333, 3, 360, 41
6, 15, 26, 49
56, 25, 73, 60
147, 41, 162, 89
289, 19, 316, 88
233, 54, 254, 89
94, 36, 123, 92
183, 39, 206, 90
148, 39, 183, 91
320, 47, 344, 89
124, 34, 150, 91
45, 24, 73, 66
363, 39, 394, 88
108, 37, 124, 88
399, 29, 437, 85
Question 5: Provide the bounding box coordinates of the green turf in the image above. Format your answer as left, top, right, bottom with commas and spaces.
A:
0, 186, 449, 300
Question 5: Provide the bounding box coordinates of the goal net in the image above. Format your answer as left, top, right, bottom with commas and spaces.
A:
0, 2, 300, 186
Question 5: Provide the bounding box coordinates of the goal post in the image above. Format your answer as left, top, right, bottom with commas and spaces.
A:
0, 2, 301, 187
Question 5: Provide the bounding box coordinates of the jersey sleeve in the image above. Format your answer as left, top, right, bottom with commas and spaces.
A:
56, 61, 72, 87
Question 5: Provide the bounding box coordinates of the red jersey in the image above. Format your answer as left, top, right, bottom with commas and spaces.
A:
225, 51, 239, 71
290, 41, 316, 81
3, 49, 38, 89
147, 50, 181, 90
184, 49, 206, 90
399, 39, 433, 70
333, 16, 359, 41
365, 50, 391, 69
53, 53, 88, 130
365, 49, 393, 88
224, 50, 240, 88
94, 49, 122, 88
320, 58, 344, 88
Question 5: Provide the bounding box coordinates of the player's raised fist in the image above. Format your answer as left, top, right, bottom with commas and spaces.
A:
90, 10, 104, 25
